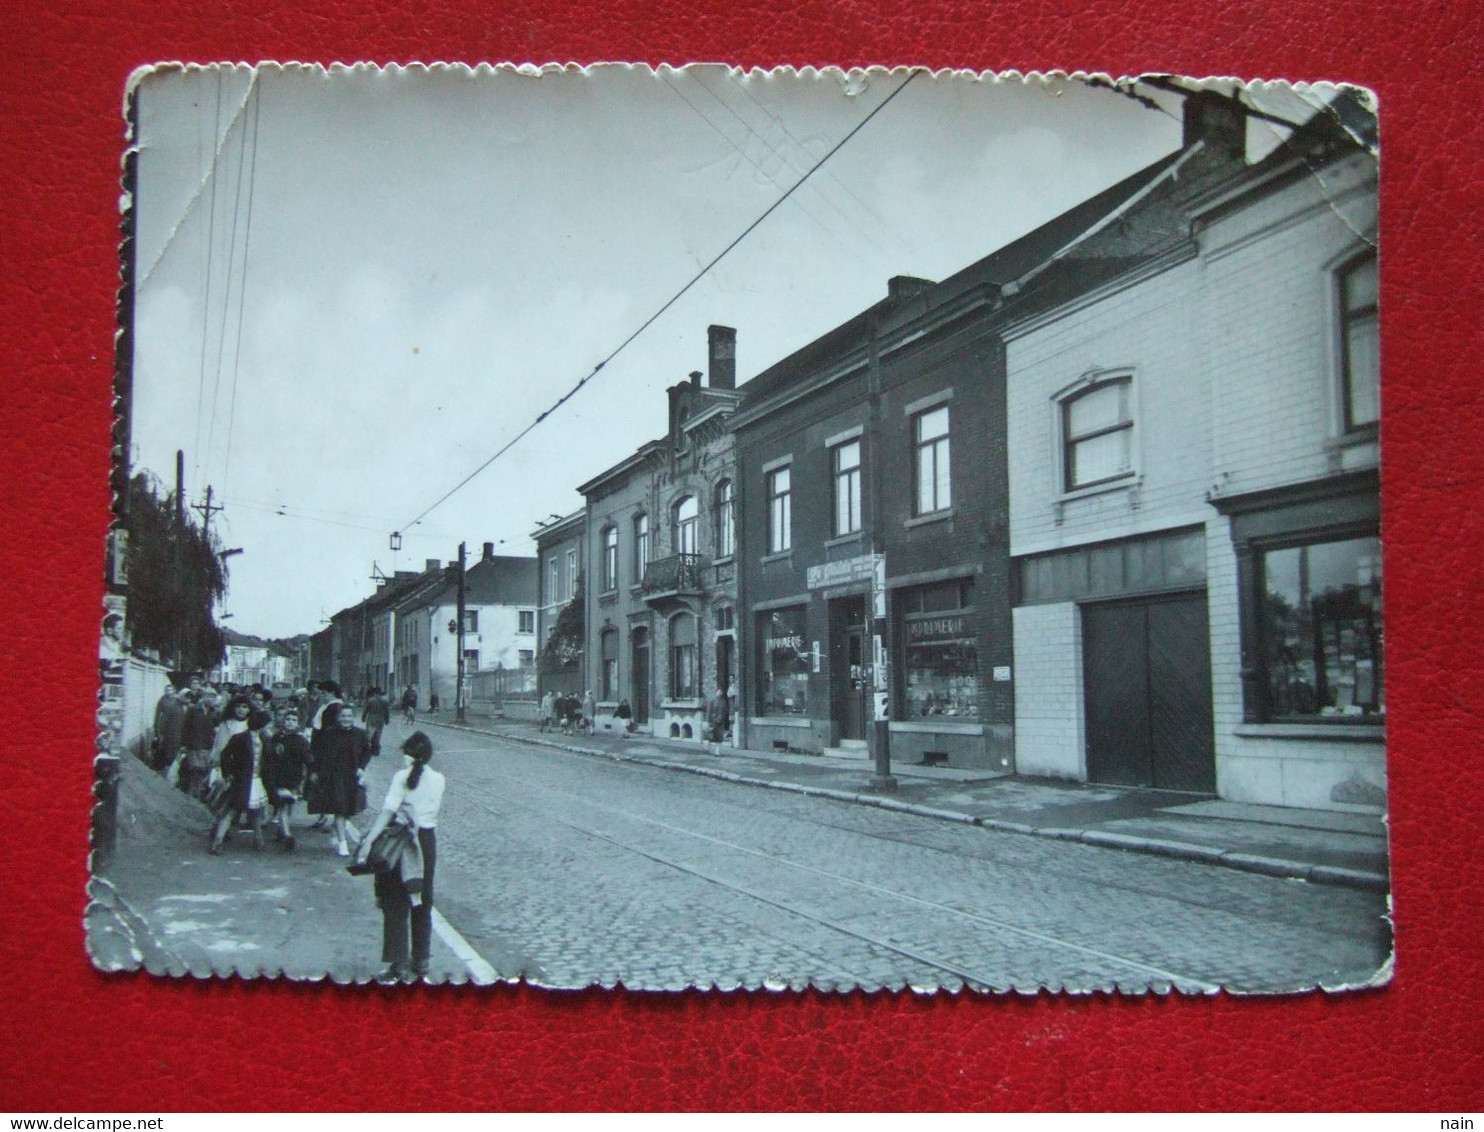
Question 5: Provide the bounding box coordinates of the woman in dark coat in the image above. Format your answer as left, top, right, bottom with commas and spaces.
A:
309, 702, 371, 857
209, 709, 271, 854
264, 706, 312, 850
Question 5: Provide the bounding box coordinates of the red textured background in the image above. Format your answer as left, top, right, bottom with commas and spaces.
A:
6, 0, 1482, 1113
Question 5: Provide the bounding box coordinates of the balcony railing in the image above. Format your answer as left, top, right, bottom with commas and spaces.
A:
640, 553, 707, 599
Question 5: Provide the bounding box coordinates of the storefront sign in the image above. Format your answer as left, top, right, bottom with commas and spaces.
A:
807, 553, 879, 590
907, 614, 969, 642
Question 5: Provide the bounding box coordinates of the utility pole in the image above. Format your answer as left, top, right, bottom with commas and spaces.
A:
865, 310, 897, 793
193, 484, 224, 538
455, 541, 468, 723
173, 450, 185, 669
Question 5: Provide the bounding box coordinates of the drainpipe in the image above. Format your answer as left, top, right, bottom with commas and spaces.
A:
866, 308, 898, 793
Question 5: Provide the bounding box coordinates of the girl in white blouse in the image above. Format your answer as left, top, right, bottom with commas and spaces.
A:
358, 730, 445, 983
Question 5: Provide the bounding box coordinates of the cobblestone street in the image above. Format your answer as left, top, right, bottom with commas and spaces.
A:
375, 720, 1390, 994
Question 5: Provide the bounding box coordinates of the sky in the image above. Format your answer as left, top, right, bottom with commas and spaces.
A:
129, 63, 1326, 639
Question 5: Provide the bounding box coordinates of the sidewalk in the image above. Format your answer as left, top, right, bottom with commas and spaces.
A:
87, 750, 477, 982
430, 710, 1390, 892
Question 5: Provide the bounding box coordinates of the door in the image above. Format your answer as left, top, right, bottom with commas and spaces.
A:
830, 596, 868, 742
1083, 592, 1215, 793
631, 629, 651, 725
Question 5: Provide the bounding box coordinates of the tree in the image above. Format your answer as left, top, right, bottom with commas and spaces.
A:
122, 471, 228, 671
539, 572, 584, 672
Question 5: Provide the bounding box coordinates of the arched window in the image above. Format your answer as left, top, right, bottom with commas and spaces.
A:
670, 612, 698, 699
674, 495, 699, 556
714, 479, 735, 558
601, 526, 619, 591
634, 512, 650, 578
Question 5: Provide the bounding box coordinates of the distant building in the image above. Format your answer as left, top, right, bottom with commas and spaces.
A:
532, 509, 585, 700
391, 545, 538, 709
578, 326, 741, 740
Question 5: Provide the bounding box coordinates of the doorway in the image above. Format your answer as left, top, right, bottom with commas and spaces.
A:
1082, 592, 1216, 793
631, 627, 651, 725
829, 595, 868, 742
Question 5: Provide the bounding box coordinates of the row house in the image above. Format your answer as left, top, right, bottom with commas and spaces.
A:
1005, 93, 1381, 809
532, 509, 585, 700
578, 326, 742, 740
390, 545, 539, 710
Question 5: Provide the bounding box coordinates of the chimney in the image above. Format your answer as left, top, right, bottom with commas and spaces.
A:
425, 559, 441, 573
689, 370, 703, 388
1183, 90, 1246, 162
887, 275, 933, 303
483, 541, 495, 560
707, 324, 736, 390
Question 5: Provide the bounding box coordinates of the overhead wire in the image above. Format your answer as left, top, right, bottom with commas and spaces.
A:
206, 75, 254, 467
194, 71, 225, 475
397, 68, 919, 537
223, 77, 263, 480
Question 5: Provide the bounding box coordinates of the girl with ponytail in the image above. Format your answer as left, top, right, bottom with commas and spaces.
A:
356, 730, 445, 983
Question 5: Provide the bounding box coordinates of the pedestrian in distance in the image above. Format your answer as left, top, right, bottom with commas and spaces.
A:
209, 709, 272, 855
429, 689, 441, 713
707, 682, 731, 745
355, 730, 445, 984
538, 690, 555, 732
582, 689, 597, 735
309, 702, 371, 857
400, 685, 418, 725
176, 691, 216, 799
362, 686, 390, 757
151, 685, 184, 772
264, 706, 312, 850
615, 697, 635, 736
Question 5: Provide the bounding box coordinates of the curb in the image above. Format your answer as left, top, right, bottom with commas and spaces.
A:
430, 721, 1389, 893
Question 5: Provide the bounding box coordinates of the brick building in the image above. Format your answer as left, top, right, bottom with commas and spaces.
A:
578, 326, 741, 740
1005, 92, 1380, 809
532, 509, 585, 700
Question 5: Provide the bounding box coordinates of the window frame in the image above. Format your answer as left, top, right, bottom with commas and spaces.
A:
669, 611, 698, 700
912, 404, 952, 516
1336, 250, 1379, 435
600, 525, 619, 592
673, 495, 699, 557
714, 479, 735, 559
1059, 372, 1136, 494
599, 629, 619, 701
766, 465, 792, 554
518, 609, 535, 634
832, 438, 863, 536
633, 512, 650, 580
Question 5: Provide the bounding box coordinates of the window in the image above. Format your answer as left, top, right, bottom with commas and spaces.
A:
600, 630, 618, 701
757, 607, 809, 716
674, 495, 699, 556
714, 479, 735, 558
1258, 536, 1383, 720
1338, 253, 1379, 431
566, 549, 578, 598
601, 526, 619, 591
832, 439, 862, 535
518, 610, 535, 634
547, 557, 560, 604
462, 609, 479, 633
463, 648, 480, 671
518, 648, 535, 668
899, 579, 978, 720
914, 405, 952, 514
767, 466, 792, 554
634, 513, 650, 578
714, 604, 734, 632
670, 612, 698, 699
1062, 377, 1133, 491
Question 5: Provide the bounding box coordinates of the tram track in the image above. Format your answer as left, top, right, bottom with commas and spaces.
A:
430, 735, 1221, 992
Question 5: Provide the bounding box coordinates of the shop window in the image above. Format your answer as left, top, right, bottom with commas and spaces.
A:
1061, 375, 1134, 492
601, 526, 619, 591
767, 466, 792, 554
634, 512, 650, 577
1338, 252, 1379, 432
832, 439, 862, 535
674, 495, 699, 556
899, 580, 978, 719
600, 630, 619, 701
670, 612, 698, 699
1258, 535, 1383, 720
757, 607, 809, 716
913, 405, 952, 515
714, 479, 735, 558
